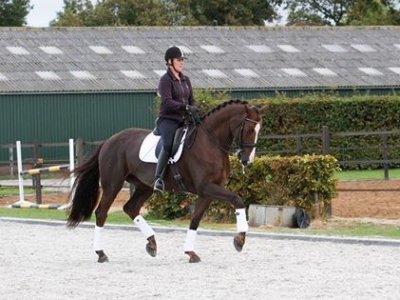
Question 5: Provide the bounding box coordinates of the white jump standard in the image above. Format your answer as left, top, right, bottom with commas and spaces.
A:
11, 139, 75, 209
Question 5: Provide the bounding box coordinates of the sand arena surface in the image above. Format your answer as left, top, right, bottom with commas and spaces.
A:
1, 220, 400, 300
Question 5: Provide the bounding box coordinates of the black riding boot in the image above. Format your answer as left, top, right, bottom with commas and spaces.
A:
154, 149, 170, 195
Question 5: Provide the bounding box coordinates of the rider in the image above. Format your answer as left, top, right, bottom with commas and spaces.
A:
154, 46, 198, 194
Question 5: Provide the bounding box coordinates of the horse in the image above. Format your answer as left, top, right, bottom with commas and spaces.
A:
67, 100, 267, 263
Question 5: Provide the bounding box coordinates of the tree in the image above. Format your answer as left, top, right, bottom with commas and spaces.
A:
50, 0, 95, 26
51, 0, 283, 26
346, 0, 400, 25
190, 0, 283, 26
0, 0, 31, 26
284, 0, 352, 26
284, 0, 400, 26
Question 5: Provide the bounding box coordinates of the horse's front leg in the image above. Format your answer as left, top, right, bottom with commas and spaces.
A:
184, 197, 212, 263
202, 183, 249, 252
233, 208, 248, 252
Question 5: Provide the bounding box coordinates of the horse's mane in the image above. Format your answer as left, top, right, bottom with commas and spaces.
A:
203, 99, 248, 119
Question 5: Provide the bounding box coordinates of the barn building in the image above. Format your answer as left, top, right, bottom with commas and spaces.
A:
0, 26, 399, 161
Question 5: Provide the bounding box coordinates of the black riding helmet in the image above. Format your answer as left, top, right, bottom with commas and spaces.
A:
164, 46, 186, 62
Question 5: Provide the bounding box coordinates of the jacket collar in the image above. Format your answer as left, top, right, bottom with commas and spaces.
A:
167, 68, 185, 81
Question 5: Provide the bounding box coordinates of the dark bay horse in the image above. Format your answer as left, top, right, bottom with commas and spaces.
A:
67, 100, 267, 263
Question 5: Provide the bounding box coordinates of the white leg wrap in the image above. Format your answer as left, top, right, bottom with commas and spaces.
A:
235, 208, 249, 232
94, 225, 104, 251
133, 215, 155, 239
183, 229, 197, 252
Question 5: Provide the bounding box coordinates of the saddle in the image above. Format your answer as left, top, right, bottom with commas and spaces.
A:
139, 126, 188, 163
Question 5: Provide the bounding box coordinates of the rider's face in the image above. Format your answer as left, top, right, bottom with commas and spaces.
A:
172, 58, 184, 72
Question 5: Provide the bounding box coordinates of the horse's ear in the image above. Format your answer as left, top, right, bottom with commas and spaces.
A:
259, 105, 269, 114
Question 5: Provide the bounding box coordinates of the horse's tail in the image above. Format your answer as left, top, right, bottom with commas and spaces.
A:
67, 143, 103, 228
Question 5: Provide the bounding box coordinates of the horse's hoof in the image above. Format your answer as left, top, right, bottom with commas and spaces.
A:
146, 236, 157, 257
233, 232, 246, 252
185, 251, 201, 263
96, 250, 109, 263
146, 243, 157, 257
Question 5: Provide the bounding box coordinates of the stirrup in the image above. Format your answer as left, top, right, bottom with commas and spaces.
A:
154, 178, 165, 194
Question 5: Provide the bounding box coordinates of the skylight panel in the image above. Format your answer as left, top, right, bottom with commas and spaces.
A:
246, 45, 272, 53
351, 44, 376, 52
153, 70, 166, 77
358, 67, 383, 76
39, 46, 63, 55
89, 46, 113, 54
388, 67, 400, 75
312, 68, 337, 76
322, 44, 347, 52
35, 71, 60, 80
202, 69, 227, 78
200, 45, 225, 53
0, 73, 8, 81
234, 69, 259, 77
121, 46, 145, 54
7, 46, 30, 55
121, 70, 146, 79
281, 68, 306, 76
70, 71, 96, 80
277, 45, 300, 53
394, 44, 400, 50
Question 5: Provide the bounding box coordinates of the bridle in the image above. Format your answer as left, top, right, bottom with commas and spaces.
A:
236, 117, 260, 150
193, 111, 261, 156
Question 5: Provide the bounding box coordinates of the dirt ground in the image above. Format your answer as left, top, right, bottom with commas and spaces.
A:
1, 180, 400, 220
333, 180, 400, 219
1, 220, 400, 299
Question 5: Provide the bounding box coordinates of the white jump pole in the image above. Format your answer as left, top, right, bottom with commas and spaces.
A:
69, 138, 75, 189
58, 138, 75, 210
13, 140, 35, 206
16, 141, 24, 203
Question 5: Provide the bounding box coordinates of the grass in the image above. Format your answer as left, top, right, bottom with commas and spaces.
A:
307, 223, 400, 239
335, 168, 400, 181
0, 187, 35, 196
0, 208, 399, 240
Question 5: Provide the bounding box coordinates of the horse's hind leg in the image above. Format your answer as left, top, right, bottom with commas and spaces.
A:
94, 181, 125, 263
123, 181, 157, 257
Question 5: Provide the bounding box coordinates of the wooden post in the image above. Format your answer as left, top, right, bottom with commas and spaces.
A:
34, 173, 42, 204
296, 133, 302, 155
383, 133, 389, 180
322, 126, 330, 155
31, 142, 39, 189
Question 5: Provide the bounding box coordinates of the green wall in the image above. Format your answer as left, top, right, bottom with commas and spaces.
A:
0, 91, 156, 162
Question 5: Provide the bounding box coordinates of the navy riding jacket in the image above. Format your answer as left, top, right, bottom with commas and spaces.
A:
157, 68, 195, 121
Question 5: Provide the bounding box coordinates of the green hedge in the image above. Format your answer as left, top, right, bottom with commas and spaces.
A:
255, 94, 400, 169
147, 155, 339, 222
192, 92, 400, 169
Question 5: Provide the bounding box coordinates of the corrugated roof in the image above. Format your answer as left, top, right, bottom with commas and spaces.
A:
0, 26, 399, 93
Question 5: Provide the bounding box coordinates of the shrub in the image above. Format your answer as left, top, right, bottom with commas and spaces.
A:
146, 154, 339, 221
